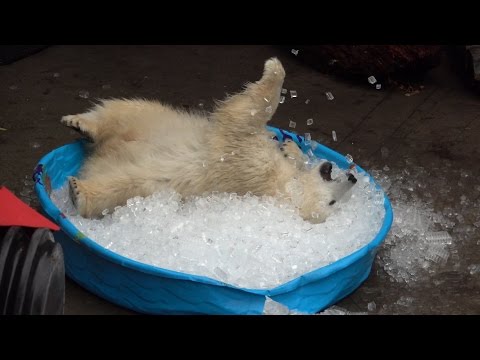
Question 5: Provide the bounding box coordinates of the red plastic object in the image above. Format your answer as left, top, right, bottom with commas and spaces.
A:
0, 186, 59, 231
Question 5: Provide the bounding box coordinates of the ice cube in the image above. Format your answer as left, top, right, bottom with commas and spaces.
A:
78, 90, 90, 99
381, 147, 389, 159
319, 306, 349, 315
332, 130, 337, 142
425, 231, 452, 244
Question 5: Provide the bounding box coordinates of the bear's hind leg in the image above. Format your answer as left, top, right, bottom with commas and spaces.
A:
68, 170, 169, 218
61, 111, 101, 142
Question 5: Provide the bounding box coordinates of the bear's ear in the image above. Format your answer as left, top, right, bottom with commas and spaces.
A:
319, 162, 333, 181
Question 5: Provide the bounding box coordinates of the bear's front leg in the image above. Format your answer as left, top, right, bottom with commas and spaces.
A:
212, 57, 286, 130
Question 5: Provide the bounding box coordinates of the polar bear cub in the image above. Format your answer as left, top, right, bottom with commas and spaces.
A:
61, 57, 356, 223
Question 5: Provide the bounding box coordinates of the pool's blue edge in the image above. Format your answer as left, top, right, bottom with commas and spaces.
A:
34, 126, 394, 314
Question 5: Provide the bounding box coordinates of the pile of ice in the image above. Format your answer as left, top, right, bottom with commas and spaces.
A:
370, 160, 479, 285
51, 160, 386, 290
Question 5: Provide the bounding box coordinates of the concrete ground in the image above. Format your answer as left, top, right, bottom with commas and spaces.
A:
0, 45, 478, 315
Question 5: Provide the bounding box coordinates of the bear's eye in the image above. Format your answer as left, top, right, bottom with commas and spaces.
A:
319, 162, 333, 181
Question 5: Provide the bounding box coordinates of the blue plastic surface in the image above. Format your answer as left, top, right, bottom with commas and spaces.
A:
34, 126, 393, 314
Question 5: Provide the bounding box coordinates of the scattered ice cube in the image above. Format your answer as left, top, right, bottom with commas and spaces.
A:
304, 133, 311, 142
332, 130, 337, 142
395, 296, 414, 307
376, 84, 382, 90
368, 76, 377, 84
291, 49, 299, 56
319, 306, 349, 315
306, 118, 314, 126
290, 90, 297, 98
264, 97, 270, 103
381, 147, 389, 159
78, 90, 90, 99
263, 297, 290, 315
325, 92, 334, 100
281, 88, 287, 95
289, 120, 296, 129
425, 248, 449, 264
305, 99, 310, 104
367, 301, 376, 311
467, 264, 480, 275
279, 96, 285, 104
345, 154, 354, 163
425, 231, 452, 244
265, 106, 272, 114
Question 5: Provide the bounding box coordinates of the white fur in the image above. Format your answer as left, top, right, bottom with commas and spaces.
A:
62, 58, 354, 223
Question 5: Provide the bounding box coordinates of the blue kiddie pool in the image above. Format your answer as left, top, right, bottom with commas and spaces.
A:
34, 126, 393, 315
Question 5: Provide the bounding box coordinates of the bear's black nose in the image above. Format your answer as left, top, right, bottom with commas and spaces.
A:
319, 162, 333, 181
